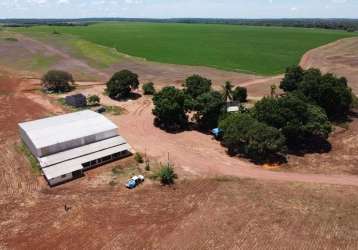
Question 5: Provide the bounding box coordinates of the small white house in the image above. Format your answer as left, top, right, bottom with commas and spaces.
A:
19, 110, 131, 186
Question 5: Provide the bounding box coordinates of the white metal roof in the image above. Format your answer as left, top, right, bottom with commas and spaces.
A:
19, 110, 118, 148
42, 143, 131, 179
227, 106, 240, 112
38, 136, 128, 168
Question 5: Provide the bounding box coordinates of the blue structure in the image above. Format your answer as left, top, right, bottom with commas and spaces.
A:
211, 128, 223, 138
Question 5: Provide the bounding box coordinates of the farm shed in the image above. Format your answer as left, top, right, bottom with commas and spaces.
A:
65, 94, 87, 108
18, 110, 132, 186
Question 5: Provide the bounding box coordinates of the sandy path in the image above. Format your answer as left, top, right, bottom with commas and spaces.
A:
111, 97, 358, 187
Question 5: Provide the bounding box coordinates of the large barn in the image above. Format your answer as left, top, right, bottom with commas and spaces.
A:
19, 110, 132, 186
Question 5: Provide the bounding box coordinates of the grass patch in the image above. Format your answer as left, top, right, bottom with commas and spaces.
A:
103, 105, 125, 116
15, 142, 41, 176
70, 39, 122, 68
56, 97, 87, 112
13, 22, 358, 75
29, 54, 58, 71
4, 37, 18, 42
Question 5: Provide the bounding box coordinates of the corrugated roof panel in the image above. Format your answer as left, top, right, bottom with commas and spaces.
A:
19, 110, 118, 149
42, 144, 131, 179
38, 136, 128, 167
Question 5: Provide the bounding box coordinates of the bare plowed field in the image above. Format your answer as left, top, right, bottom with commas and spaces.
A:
300, 37, 358, 94
2, 176, 358, 249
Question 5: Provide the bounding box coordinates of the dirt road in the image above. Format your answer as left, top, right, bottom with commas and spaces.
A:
112, 97, 358, 187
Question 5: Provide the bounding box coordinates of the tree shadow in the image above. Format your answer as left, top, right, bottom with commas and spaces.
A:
110, 92, 142, 102
287, 136, 332, 157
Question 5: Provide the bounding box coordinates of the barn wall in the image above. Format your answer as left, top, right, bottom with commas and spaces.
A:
48, 172, 73, 186
19, 126, 40, 157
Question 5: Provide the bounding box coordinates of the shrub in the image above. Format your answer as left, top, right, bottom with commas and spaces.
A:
42, 70, 74, 93
232, 86, 248, 102
134, 152, 144, 163
87, 95, 100, 106
142, 82, 156, 95
156, 164, 177, 185
106, 70, 139, 99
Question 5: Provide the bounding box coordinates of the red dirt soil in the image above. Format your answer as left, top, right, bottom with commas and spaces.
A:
300, 37, 358, 94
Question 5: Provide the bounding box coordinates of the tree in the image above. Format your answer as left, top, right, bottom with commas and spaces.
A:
183, 75, 212, 99
42, 70, 74, 93
194, 91, 225, 129
270, 84, 277, 97
253, 94, 332, 146
106, 70, 139, 99
232, 86, 248, 102
222, 81, 234, 102
279, 66, 304, 92
87, 95, 100, 106
152, 86, 188, 129
219, 113, 286, 160
299, 72, 352, 120
142, 82, 156, 95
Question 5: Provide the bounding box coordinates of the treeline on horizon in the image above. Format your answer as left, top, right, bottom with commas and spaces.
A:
1, 18, 358, 32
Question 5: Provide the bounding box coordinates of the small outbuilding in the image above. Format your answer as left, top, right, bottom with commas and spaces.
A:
19, 110, 132, 186
65, 94, 87, 108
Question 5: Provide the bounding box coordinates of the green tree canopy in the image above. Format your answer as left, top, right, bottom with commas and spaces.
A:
152, 86, 188, 129
253, 94, 332, 145
194, 91, 225, 129
184, 74, 212, 99
142, 82, 156, 95
299, 71, 352, 120
279, 65, 304, 92
280, 67, 353, 120
219, 113, 286, 160
42, 70, 74, 93
232, 86, 248, 102
222, 81, 234, 102
106, 70, 139, 99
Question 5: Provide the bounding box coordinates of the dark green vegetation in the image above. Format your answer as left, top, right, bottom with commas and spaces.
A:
219, 113, 286, 160
87, 94, 100, 106
280, 67, 353, 120
218, 66, 354, 162
134, 152, 144, 164
153, 75, 226, 130
106, 70, 139, 99
152, 86, 188, 130
42, 70, 74, 93
142, 82, 156, 95
253, 95, 332, 147
16, 23, 357, 75
153, 163, 178, 185
232, 86, 248, 103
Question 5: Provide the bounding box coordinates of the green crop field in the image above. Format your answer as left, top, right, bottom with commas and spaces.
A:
15, 22, 357, 75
